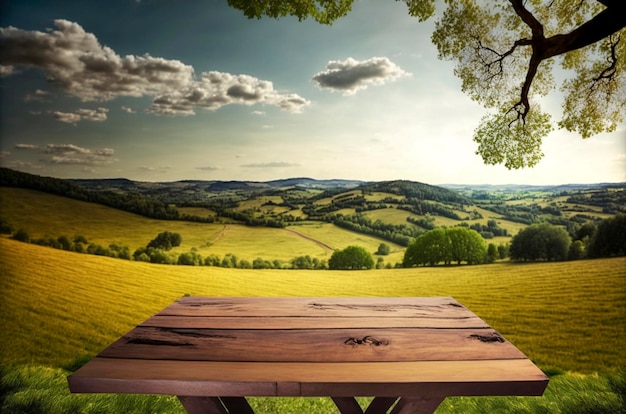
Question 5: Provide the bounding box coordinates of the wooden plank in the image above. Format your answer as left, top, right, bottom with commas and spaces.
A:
98, 327, 526, 362
140, 315, 489, 330
161, 297, 472, 319
68, 358, 548, 397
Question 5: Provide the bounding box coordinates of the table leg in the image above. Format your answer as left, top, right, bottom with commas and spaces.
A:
220, 397, 255, 414
364, 397, 399, 414
332, 396, 399, 414
178, 396, 228, 414
389, 396, 445, 414
178, 396, 255, 414
332, 397, 364, 413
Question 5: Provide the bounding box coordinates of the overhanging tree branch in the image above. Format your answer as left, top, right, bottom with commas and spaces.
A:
508, 0, 625, 123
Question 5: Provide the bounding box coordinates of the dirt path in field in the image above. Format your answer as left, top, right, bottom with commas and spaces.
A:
284, 228, 335, 252
211, 225, 228, 243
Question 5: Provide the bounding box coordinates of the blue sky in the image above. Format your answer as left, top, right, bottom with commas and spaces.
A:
1, 0, 624, 185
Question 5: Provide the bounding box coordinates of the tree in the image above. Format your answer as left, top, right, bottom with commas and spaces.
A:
587, 213, 626, 257
0, 219, 13, 234
376, 243, 391, 256
486, 243, 499, 263
446, 227, 487, 265
147, 231, 182, 251
229, 1, 626, 169
11, 228, 29, 242
403, 227, 486, 267
57, 235, 72, 251
510, 223, 571, 261
568, 239, 586, 260
328, 245, 375, 270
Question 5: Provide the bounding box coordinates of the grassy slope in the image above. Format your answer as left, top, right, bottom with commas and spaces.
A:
1, 187, 625, 413
0, 187, 404, 263
1, 237, 624, 373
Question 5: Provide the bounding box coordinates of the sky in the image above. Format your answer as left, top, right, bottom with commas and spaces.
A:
0, 0, 624, 185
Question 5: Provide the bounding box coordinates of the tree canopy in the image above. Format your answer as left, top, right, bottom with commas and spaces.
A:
509, 223, 571, 261
228, 0, 626, 169
328, 245, 375, 270
402, 227, 487, 266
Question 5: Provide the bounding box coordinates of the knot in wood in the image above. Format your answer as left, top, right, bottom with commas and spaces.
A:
344, 336, 389, 347
468, 333, 505, 343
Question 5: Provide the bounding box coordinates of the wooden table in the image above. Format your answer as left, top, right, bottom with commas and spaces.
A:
68, 296, 548, 413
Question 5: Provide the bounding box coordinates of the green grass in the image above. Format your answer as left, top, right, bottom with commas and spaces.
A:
1, 237, 624, 371
1, 241, 625, 413
2, 365, 624, 414
0, 187, 406, 263
1, 188, 625, 413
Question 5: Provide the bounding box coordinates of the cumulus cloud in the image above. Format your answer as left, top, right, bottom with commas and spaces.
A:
0, 65, 15, 76
53, 107, 108, 124
241, 161, 300, 168
138, 165, 171, 173
13, 143, 115, 166
147, 72, 310, 116
24, 89, 50, 102
312, 57, 410, 95
0, 20, 310, 115
121, 106, 136, 113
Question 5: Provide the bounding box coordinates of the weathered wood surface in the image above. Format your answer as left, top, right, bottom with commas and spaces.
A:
68, 296, 549, 413
98, 326, 525, 362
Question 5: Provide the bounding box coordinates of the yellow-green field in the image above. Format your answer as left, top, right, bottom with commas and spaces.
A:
0, 187, 405, 264
1, 237, 624, 372
1, 187, 625, 413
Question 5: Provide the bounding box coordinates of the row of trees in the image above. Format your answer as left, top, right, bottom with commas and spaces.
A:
8, 229, 132, 259
509, 214, 625, 261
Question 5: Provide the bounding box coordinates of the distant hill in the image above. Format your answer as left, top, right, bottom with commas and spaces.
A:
440, 183, 626, 192
1, 167, 624, 247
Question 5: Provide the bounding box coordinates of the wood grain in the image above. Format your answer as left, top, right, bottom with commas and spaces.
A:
68, 296, 549, 413
98, 326, 525, 362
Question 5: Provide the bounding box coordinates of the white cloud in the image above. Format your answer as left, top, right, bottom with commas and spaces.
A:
53, 107, 108, 124
241, 161, 300, 168
24, 89, 50, 102
0, 151, 10, 158
0, 65, 15, 76
121, 106, 136, 113
138, 165, 172, 173
196, 166, 221, 171
312, 57, 410, 95
147, 72, 310, 116
1, 20, 310, 115
53, 112, 81, 124
15, 144, 40, 150
13, 142, 115, 166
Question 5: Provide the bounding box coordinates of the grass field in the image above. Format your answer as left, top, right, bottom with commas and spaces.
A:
1, 236, 625, 413
1, 187, 625, 413
0, 187, 403, 264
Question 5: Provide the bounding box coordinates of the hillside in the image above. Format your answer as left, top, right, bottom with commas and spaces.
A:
1, 167, 624, 252
0, 187, 407, 265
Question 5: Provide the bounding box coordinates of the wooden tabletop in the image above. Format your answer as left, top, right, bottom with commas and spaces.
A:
68, 296, 548, 414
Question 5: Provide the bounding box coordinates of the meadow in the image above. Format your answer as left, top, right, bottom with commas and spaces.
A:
1, 237, 625, 413
0, 187, 406, 265
1, 186, 625, 413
